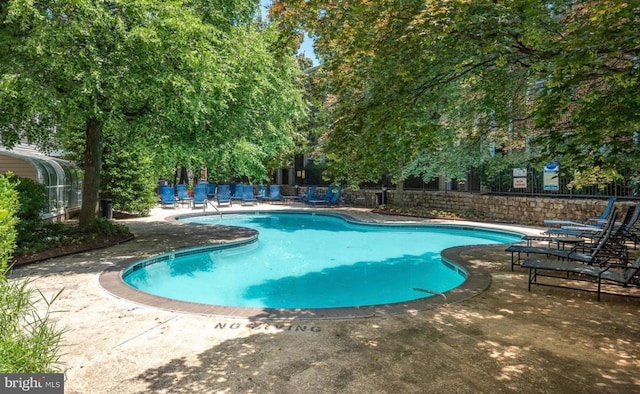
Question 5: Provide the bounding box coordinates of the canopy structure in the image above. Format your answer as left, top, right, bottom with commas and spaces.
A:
0, 144, 82, 218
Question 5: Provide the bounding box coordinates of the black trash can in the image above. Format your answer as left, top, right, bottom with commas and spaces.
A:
100, 198, 113, 220
375, 189, 388, 206
375, 192, 383, 206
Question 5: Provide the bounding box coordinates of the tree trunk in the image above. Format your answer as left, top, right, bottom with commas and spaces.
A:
78, 118, 104, 227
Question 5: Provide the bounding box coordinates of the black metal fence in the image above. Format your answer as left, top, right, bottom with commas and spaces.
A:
401, 167, 639, 200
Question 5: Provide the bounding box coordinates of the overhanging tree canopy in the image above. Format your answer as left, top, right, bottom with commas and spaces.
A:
272, 0, 639, 187
0, 0, 306, 224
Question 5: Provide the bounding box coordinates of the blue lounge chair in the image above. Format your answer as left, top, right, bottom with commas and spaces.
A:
265, 185, 283, 204
231, 184, 244, 202
307, 185, 342, 207
544, 198, 616, 230
302, 185, 317, 203
160, 186, 178, 208
176, 184, 189, 200
299, 185, 313, 200
241, 185, 258, 206
256, 185, 267, 202
217, 184, 232, 207
207, 183, 217, 200
192, 182, 208, 209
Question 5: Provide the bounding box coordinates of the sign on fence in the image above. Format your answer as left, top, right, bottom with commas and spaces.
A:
513, 177, 527, 188
513, 168, 527, 177
543, 163, 559, 191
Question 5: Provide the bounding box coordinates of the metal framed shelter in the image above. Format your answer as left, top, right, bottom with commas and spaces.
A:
0, 145, 82, 219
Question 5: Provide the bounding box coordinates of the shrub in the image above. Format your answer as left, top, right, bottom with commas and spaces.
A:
0, 280, 65, 373
0, 175, 65, 373
8, 176, 48, 248
10, 176, 48, 222
85, 217, 130, 236
100, 134, 158, 216
0, 174, 19, 274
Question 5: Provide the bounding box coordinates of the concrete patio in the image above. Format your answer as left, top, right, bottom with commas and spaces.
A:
9, 204, 640, 393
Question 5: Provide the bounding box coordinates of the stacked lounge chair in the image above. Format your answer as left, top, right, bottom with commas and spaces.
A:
544, 197, 616, 236
506, 207, 620, 270
306, 185, 342, 207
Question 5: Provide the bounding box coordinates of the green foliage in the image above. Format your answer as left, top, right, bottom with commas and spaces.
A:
0, 176, 65, 373
304, 161, 329, 185
6, 176, 50, 251
14, 219, 130, 257
85, 217, 129, 237
100, 133, 157, 216
0, 174, 18, 274
9, 176, 47, 222
0, 1, 306, 225
273, 1, 640, 189
0, 278, 65, 373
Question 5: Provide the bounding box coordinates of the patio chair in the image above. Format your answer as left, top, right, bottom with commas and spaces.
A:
176, 183, 189, 200
546, 203, 627, 238
506, 208, 619, 270
256, 185, 267, 202
160, 186, 178, 208
614, 203, 640, 247
522, 255, 640, 301
544, 197, 616, 230
302, 185, 317, 203
192, 182, 208, 209
241, 185, 258, 206
264, 184, 283, 204
307, 185, 342, 207
206, 183, 217, 200
217, 184, 232, 207
231, 184, 244, 202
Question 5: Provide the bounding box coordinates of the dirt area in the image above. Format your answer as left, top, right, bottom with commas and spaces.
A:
11, 232, 134, 266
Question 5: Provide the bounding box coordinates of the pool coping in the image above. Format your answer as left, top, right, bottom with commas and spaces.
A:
99, 211, 516, 320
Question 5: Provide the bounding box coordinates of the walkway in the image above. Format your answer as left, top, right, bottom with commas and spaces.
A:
9, 204, 640, 393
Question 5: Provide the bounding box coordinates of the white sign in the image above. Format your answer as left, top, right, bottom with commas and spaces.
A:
513, 178, 527, 188
543, 163, 559, 191
513, 168, 527, 177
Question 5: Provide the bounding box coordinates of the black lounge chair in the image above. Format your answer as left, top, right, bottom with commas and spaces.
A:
522, 255, 640, 301
506, 208, 619, 270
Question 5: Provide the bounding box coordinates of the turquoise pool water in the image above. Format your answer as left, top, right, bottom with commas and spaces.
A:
123, 212, 521, 309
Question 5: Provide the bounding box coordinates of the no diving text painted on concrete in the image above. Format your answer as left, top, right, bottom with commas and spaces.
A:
1, 374, 64, 394
215, 322, 322, 333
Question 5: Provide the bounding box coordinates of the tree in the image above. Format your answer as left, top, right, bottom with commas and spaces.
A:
0, 1, 306, 225
272, 1, 639, 188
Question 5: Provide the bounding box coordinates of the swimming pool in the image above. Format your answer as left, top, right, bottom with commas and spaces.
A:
122, 212, 521, 310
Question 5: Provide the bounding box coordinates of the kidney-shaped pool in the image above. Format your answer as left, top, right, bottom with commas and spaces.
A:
121, 212, 521, 310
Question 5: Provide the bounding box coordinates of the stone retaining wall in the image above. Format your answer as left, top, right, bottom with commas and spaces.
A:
339, 189, 633, 226
279, 185, 632, 226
